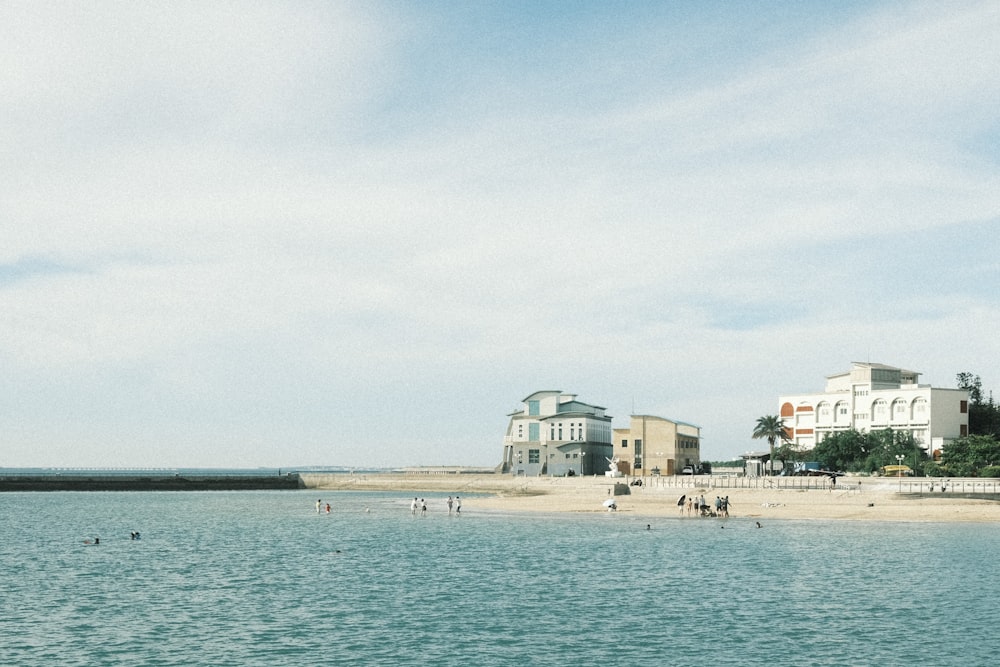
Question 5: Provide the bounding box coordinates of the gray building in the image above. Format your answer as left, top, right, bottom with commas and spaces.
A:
500, 390, 613, 476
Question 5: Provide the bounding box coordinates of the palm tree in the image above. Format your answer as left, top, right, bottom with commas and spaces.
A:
752, 415, 790, 476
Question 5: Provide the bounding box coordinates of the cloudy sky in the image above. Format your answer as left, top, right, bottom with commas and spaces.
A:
2, 1, 998, 469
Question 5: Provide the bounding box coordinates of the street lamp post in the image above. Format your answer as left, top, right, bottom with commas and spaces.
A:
895, 454, 905, 491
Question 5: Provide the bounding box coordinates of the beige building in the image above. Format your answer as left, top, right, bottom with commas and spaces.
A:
612, 414, 701, 476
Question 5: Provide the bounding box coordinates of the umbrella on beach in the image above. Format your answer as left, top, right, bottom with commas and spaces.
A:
602, 498, 617, 508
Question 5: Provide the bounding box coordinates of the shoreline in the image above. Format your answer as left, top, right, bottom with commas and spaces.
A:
305, 473, 1000, 523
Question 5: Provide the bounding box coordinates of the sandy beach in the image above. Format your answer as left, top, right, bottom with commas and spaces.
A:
303, 473, 1000, 523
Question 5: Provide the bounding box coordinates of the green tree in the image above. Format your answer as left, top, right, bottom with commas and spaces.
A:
956, 372, 1000, 438
773, 439, 801, 473
940, 435, 1000, 477
812, 429, 928, 473
862, 428, 926, 473
752, 415, 789, 476
956, 372, 983, 404
811, 430, 868, 472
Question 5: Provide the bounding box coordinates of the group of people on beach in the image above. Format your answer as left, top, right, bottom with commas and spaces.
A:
410, 496, 461, 515
676, 494, 732, 518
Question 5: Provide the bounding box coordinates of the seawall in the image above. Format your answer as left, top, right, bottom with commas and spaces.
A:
0, 473, 304, 492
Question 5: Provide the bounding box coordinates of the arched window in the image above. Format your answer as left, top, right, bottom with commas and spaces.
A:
817, 402, 832, 423
891, 398, 908, 422
834, 401, 849, 424
872, 399, 888, 424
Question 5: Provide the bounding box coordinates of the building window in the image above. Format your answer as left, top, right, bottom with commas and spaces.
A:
518, 424, 523, 438
621, 440, 628, 448
634, 439, 642, 455
961, 424, 968, 436
961, 400, 968, 414
528, 449, 539, 464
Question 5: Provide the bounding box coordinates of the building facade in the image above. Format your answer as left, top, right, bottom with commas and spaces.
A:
612, 414, 701, 476
779, 362, 969, 457
500, 390, 613, 476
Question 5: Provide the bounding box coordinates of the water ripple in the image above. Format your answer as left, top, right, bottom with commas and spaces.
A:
1, 491, 997, 665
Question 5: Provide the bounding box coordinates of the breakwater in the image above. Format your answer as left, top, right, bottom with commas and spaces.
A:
0, 470, 303, 492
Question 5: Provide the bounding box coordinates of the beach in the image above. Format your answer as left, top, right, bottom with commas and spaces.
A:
304, 472, 1000, 522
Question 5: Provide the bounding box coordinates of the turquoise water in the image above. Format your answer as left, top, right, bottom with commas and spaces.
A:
1, 490, 996, 666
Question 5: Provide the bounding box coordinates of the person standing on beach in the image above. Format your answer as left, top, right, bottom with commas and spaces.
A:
421, 498, 427, 514
677, 494, 686, 516
325, 503, 331, 515
411, 497, 418, 515
447, 496, 454, 514
316, 499, 322, 514
455, 496, 461, 513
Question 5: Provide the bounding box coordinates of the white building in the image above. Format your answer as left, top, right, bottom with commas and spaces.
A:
779, 362, 969, 457
500, 390, 613, 476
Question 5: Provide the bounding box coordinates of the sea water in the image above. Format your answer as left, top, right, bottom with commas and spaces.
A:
1, 490, 996, 666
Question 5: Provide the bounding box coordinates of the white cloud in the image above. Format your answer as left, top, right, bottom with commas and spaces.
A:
1, 2, 998, 466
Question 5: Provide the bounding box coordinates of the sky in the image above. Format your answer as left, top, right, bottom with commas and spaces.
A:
2, 1, 999, 469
